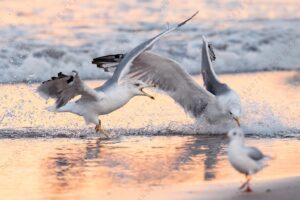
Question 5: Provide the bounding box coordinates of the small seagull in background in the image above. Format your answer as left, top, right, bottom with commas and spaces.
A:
227, 128, 272, 192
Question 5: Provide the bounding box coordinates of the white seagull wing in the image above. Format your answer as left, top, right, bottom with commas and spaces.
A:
107, 11, 199, 86
127, 52, 215, 118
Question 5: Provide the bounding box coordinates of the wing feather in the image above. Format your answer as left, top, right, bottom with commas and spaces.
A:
201, 36, 230, 95
37, 72, 102, 108
127, 52, 215, 118
110, 11, 199, 84
246, 146, 265, 161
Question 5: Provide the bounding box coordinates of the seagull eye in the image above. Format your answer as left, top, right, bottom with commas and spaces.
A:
229, 111, 232, 115
134, 83, 140, 87
233, 132, 236, 136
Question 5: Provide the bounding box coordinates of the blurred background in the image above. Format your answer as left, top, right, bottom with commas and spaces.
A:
0, 0, 299, 83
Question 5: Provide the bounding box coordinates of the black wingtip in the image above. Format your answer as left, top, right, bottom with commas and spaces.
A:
208, 43, 216, 61
58, 72, 68, 78
92, 54, 125, 64
42, 72, 70, 84
178, 11, 199, 27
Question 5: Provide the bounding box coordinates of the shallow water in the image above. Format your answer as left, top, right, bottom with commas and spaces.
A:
1, 71, 299, 137
0, 136, 299, 200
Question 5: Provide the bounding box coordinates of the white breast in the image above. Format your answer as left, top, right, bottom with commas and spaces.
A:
228, 142, 260, 175
93, 84, 134, 115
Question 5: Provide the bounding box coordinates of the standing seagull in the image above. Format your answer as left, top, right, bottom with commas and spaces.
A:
227, 128, 271, 192
37, 12, 199, 137
92, 36, 241, 127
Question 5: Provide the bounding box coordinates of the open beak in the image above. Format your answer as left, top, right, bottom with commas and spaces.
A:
140, 85, 156, 100
234, 117, 241, 127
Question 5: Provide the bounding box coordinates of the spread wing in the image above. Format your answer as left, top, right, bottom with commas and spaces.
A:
101, 11, 199, 88
92, 51, 215, 118
201, 36, 230, 95
126, 52, 215, 118
37, 72, 102, 108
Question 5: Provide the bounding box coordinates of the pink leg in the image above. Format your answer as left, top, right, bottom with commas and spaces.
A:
244, 175, 253, 193
245, 184, 253, 193
239, 175, 253, 192
239, 175, 250, 190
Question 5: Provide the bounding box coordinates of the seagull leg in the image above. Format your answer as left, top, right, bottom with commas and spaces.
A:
239, 175, 251, 191
239, 175, 253, 192
244, 176, 253, 192
239, 181, 248, 190
95, 119, 109, 139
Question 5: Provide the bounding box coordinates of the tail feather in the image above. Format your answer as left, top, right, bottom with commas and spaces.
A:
263, 155, 273, 161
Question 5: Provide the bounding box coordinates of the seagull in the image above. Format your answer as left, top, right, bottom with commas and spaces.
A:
92, 36, 242, 127
37, 12, 199, 138
227, 128, 271, 192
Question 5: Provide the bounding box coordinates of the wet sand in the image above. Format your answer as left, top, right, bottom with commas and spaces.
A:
0, 136, 299, 200
145, 176, 300, 200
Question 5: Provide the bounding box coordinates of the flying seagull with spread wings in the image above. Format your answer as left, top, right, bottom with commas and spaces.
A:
92, 36, 241, 127
37, 12, 199, 137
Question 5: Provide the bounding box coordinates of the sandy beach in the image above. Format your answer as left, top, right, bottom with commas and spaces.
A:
152, 176, 300, 200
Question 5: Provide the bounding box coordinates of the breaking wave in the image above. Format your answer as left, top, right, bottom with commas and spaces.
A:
1, 10, 300, 83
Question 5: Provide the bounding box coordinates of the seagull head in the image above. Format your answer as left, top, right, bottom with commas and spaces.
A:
228, 104, 241, 127
127, 80, 156, 100
220, 90, 242, 127
227, 128, 244, 141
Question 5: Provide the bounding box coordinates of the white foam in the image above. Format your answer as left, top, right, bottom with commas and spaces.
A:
0, 19, 300, 83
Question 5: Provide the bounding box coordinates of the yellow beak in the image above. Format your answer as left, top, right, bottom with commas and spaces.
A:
140, 85, 155, 100
234, 117, 240, 127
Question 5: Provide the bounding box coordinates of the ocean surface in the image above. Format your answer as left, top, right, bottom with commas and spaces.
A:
1, 71, 299, 137
0, 0, 300, 83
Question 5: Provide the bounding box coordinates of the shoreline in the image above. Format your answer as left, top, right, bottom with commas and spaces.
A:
0, 70, 299, 85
